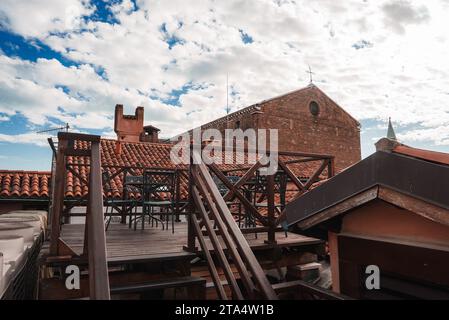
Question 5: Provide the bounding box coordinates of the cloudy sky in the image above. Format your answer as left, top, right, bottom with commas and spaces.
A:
1, 0, 449, 170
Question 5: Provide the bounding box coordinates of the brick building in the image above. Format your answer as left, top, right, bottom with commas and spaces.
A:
179, 84, 361, 172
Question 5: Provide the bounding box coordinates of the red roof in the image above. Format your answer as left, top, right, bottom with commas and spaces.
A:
0, 170, 51, 199
393, 145, 449, 166
65, 139, 324, 200
0, 138, 325, 201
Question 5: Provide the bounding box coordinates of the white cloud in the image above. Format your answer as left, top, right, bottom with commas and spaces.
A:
0, 132, 49, 147
0, 0, 93, 38
0, 0, 448, 151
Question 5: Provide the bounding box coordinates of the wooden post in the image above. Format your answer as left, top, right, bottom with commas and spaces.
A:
266, 173, 276, 244
49, 138, 67, 255
185, 149, 196, 251
121, 169, 127, 224
87, 141, 110, 300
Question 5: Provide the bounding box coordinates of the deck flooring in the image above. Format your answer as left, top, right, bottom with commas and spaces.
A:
60, 222, 321, 262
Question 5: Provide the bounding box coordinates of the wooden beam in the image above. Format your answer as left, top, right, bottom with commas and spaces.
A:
50, 138, 68, 255
208, 162, 268, 225
223, 161, 262, 201
191, 185, 244, 300
192, 171, 256, 298
190, 208, 228, 300
192, 152, 278, 300
378, 186, 449, 227
296, 187, 379, 230
266, 174, 276, 244
278, 160, 305, 191
303, 159, 329, 189
87, 141, 110, 300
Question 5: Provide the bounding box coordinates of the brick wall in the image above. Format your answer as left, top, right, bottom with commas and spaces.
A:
197, 85, 361, 172
114, 104, 144, 143
258, 85, 361, 172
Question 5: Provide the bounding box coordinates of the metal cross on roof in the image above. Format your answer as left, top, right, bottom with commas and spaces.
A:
306, 65, 315, 83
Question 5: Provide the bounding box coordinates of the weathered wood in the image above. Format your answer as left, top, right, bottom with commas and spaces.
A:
296, 187, 379, 230
191, 184, 244, 300
192, 174, 255, 298
223, 161, 262, 201
50, 138, 68, 255
303, 159, 328, 189
208, 162, 268, 225
57, 238, 78, 257
87, 141, 110, 300
378, 186, 449, 227
272, 279, 351, 300
190, 208, 228, 300
57, 222, 319, 260
266, 174, 276, 244
278, 160, 305, 191
110, 276, 206, 297
193, 152, 278, 300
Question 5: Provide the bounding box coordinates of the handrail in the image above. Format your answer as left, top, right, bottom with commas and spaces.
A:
190, 150, 278, 300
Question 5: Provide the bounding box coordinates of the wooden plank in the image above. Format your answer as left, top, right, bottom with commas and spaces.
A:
278, 160, 305, 191
266, 174, 276, 244
190, 212, 228, 299
378, 186, 449, 227
303, 159, 329, 189
272, 279, 351, 300
208, 162, 268, 225
223, 161, 262, 201
191, 184, 244, 300
192, 176, 255, 298
296, 187, 379, 230
193, 152, 278, 300
50, 138, 68, 255
87, 141, 110, 300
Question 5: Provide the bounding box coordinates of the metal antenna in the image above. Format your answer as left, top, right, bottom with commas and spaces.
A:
306, 65, 315, 83
226, 73, 230, 114
37, 123, 70, 134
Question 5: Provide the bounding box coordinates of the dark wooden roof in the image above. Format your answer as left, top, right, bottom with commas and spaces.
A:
283, 148, 449, 228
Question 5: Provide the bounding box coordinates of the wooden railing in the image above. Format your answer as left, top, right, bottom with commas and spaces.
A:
189, 150, 278, 300
49, 132, 110, 300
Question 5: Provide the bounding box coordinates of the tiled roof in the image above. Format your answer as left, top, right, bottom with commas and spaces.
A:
64, 139, 324, 201
393, 145, 449, 166
0, 139, 325, 201
0, 170, 51, 199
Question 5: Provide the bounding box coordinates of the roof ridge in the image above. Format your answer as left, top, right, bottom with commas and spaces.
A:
0, 170, 51, 174
100, 137, 174, 147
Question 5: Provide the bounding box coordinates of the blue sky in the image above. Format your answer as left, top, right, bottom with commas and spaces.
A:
1, 0, 449, 171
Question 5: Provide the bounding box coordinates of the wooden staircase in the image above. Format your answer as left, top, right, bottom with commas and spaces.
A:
189, 151, 278, 300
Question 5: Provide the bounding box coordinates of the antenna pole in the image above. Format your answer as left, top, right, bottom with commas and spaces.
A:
226, 73, 229, 114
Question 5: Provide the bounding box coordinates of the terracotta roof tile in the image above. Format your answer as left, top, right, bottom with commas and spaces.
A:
1, 139, 325, 201
0, 170, 51, 199
393, 145, 449, 166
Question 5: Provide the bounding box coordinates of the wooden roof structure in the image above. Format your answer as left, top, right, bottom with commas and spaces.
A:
282, 138, 449, 233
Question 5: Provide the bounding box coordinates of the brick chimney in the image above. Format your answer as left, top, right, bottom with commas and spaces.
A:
140, 125, 160, 143
114, 104, 144, 143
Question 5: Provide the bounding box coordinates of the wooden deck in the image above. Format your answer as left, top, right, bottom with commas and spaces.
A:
60, 222, 321, 263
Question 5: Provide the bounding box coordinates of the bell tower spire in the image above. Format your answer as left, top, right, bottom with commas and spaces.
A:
387, 117, 397, 141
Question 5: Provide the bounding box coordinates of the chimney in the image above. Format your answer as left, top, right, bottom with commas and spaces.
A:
114, 104, 144, 143
140, 125, 160, 143
375, 138, 402, 152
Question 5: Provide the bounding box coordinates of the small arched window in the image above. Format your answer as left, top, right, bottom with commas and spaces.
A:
309, 101, 320, 116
